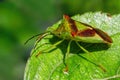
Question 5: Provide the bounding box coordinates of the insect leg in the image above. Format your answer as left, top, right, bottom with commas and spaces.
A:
26, 32, 50, 56
63, 40, 72, 73
35, 39, 64, 57
30, 43, 50, 56
75, 41, 106, 72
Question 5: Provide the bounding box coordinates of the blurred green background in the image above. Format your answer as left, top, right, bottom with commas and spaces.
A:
0, 0, 120, 80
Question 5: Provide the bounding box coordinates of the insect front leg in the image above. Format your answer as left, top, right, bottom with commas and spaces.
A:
27, 32, 50, 56
35, 39, 64, 57
31, 42, 50, 56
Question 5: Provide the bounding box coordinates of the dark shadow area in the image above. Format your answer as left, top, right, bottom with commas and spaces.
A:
48, 35, 109, 55
35, 35, 110, 69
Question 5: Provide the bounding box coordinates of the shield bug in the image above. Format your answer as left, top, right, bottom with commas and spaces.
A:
25, 15, 113, 72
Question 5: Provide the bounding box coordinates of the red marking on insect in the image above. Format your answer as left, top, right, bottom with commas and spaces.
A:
80, 22, 112, 43
77, 29, 95, 37
71, 32, 76, 37
63, 14, 70, 21
64, 15, 78, 37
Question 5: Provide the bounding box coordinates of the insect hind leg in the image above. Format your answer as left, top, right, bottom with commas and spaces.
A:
75, 41, 106, 72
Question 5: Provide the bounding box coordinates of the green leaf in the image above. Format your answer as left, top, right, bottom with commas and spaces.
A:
24, 12, 120, 80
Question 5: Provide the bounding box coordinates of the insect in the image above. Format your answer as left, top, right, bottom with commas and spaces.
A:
25, 15, 113, 72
